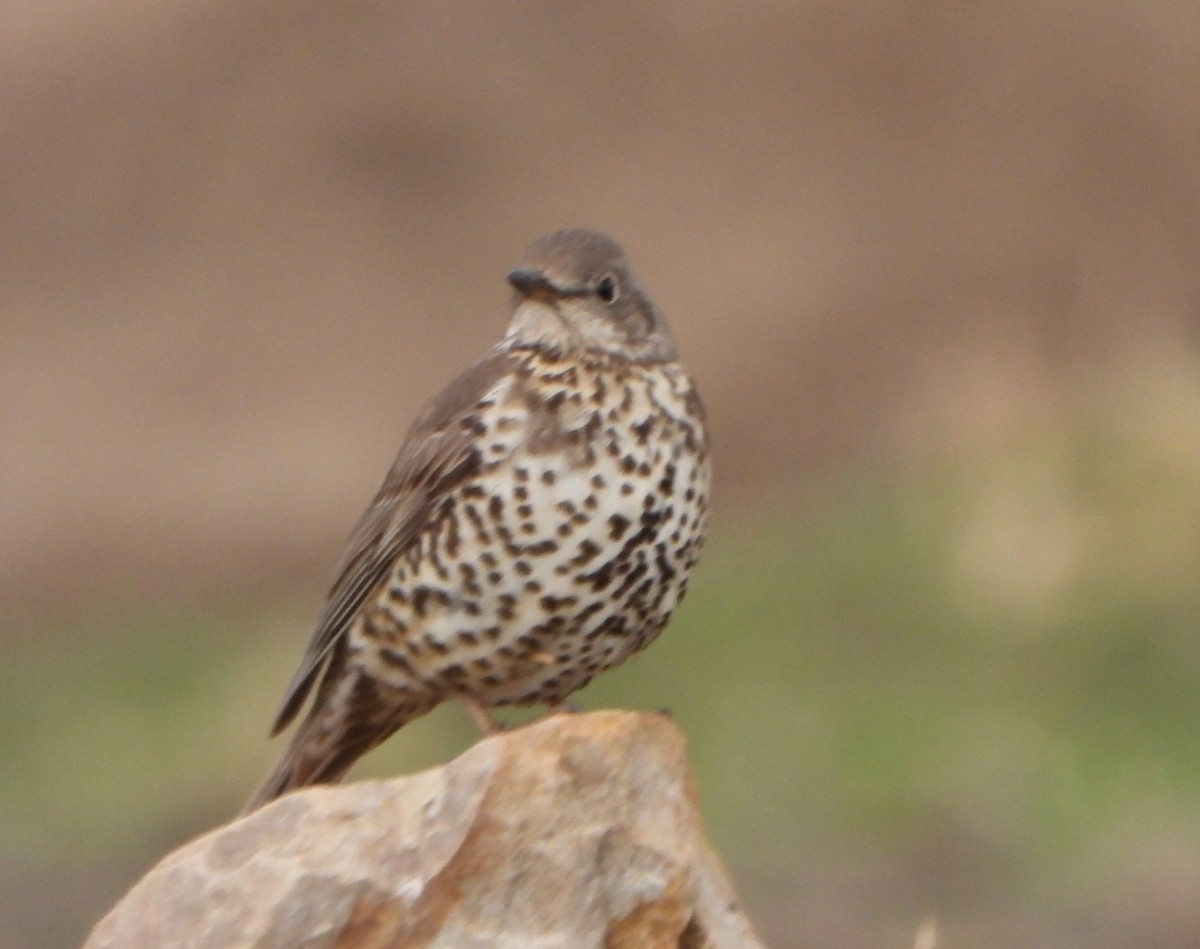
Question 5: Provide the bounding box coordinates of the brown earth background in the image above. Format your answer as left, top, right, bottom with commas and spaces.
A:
4, 3, 1200, 947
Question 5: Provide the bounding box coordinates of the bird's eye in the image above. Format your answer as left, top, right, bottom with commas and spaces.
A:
596, 273, 618, 304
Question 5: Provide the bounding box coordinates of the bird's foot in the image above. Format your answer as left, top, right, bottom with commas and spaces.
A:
460, 694, 504, 736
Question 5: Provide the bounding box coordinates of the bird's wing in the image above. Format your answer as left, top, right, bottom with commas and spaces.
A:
269, 349, 521, 736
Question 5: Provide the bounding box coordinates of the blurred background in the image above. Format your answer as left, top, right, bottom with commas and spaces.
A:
4, 2, 1200, 946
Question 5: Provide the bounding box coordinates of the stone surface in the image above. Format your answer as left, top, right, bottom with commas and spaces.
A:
86, 711, 764, 949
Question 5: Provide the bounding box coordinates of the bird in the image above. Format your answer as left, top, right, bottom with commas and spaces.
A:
243, 228, 710, 813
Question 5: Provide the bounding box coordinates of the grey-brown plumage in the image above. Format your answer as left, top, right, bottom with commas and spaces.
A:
243, 229, 710, 813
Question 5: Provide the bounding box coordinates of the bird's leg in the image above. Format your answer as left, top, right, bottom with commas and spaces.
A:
460, 694, 504, 736
546, 699, 582, 716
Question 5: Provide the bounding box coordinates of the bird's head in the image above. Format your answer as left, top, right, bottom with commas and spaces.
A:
503, 229, 678, 364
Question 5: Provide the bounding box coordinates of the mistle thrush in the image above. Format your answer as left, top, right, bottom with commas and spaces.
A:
244, 229, 710, 813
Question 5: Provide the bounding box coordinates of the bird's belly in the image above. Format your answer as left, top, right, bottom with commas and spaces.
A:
377, 428, 709, 706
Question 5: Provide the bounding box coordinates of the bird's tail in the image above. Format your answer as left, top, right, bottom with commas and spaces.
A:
240, 689, 434, 816
240, 722, 357, 816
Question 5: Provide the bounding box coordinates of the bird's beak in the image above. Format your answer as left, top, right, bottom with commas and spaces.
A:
507, 268, 558, 301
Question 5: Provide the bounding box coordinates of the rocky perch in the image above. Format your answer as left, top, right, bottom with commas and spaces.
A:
86, 710, 764, 948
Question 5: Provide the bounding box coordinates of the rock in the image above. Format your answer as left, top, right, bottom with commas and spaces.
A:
86, 710, 765, 948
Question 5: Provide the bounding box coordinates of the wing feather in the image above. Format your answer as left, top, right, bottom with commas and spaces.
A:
269, 349, 519, 735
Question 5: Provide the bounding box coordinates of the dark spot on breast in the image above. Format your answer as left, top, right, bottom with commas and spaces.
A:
531, 615, 567, 635
541, 470, 557, 485
571, 539, 601, 566
613, 561, 649, 599
387, 586, 409, 606
380, 649, 413, 672
585, 614, 625, 640
578, 560, 616, 591
463, 503, 490, 542
659, 464, 678, 494
632, 417, 655, 443
575, 600, 606, 624
582, 411, 602, 439
640, 507, 664, 528
608, 514, 631, 540
443, 502, 461, 558
459, 563, 481, 596
625, 577, 655, 610
516, 634, 542, 655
